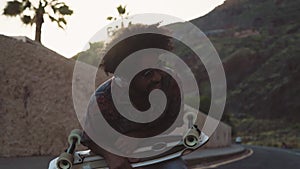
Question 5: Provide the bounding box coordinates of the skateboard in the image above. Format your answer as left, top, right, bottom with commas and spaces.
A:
48, 112, 209, 169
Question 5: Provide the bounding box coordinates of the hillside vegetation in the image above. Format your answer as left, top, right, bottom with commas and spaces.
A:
191, 0, 300, 148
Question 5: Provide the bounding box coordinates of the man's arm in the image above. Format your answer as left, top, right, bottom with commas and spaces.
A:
81, 132, 133, 169
81, 90, 133, 169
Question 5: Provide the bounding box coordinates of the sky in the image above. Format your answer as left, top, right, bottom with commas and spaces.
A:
0, 0, 225, 58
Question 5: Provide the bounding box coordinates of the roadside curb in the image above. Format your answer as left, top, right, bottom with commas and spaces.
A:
183, 144, 247, 166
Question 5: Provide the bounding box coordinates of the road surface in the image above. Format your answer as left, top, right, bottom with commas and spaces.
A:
216, 145, 300, 169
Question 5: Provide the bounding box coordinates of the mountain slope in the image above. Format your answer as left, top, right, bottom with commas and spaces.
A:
191, 0, 300, 31
190, 0, 300, 147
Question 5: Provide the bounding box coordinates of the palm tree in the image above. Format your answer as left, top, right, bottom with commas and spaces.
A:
107, 5, 131, 36
3, 0, 73, 43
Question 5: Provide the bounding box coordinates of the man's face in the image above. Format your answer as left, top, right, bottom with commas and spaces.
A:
130, 57, 163, 94
131, 69, 162, 94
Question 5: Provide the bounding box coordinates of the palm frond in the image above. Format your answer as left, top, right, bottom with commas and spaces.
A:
21, 15, 32, 24
117, 5, 126, 15
57, 5, 73, 15
3, 1, 23, 16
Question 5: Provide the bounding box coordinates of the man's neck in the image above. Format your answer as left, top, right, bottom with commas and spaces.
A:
130, 90, 150, 111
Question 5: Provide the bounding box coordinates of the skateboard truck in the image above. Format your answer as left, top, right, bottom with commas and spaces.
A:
183, 112, 202, 149
56, 129, 82, 169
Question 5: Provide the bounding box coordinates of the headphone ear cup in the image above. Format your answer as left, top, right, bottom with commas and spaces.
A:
114, 76, 129, 88
114, 77, 123, 87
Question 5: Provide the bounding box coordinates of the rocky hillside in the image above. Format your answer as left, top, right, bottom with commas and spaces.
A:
0, 35, 108, 157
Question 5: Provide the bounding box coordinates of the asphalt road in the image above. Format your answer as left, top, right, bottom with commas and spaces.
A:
216, 145, 300, 169
0, 156, 54, 169
1, 145, 299, 169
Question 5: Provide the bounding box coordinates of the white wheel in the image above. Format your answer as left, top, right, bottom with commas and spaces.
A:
183, 127, 200, 149
57, 152, 73, 169
68, 129, 82, 145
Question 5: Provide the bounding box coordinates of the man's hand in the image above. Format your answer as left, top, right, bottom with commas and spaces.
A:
81, 134, 134, 169
115, 135, 140, 155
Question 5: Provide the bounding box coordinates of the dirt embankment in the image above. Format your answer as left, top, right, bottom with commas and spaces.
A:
0, 35, 107, 157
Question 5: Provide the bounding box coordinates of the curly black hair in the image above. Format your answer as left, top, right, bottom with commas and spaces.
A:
100, 23, 173, 75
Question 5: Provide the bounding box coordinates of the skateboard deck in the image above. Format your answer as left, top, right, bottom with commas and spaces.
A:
49, 130, 208, 169
49, 112, 209, 169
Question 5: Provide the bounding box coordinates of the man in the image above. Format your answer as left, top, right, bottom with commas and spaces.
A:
81, 24, 187, 169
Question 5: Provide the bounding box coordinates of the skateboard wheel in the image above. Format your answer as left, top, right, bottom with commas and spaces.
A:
68, 129, 82, 145
57, 152, 74, 169
183, 127, 200, 149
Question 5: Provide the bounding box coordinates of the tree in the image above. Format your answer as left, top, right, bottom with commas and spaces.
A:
72, 41, 105, 66
106, 5, 131, 36
3, 0, 73, 43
